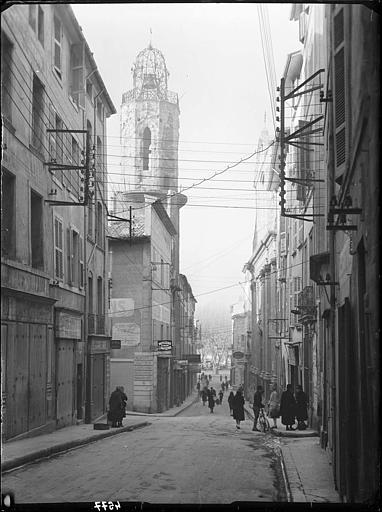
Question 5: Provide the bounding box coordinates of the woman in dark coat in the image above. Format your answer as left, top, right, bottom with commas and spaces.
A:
228, 391, 234, 416
280, 384, 296, 431
207, 389, 215, 413
201, 387, 208, 406
295, 385, 308, 430
232, 390, 245, 429
108, 387, 124, 428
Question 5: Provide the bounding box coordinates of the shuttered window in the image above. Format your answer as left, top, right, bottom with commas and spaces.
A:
332, 7, 346, 179
54, 217, 64, 280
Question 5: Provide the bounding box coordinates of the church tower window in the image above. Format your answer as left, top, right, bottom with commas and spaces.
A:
142, 127, 151, 171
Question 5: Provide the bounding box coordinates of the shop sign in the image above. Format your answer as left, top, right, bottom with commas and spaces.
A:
177, 360, 188, 365
232, 351, 244, 359
111, 339, 121, 349
56, 312, 82, 340
158, 340, 172, 351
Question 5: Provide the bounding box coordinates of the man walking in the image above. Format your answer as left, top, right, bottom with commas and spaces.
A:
252, 385, 264, 432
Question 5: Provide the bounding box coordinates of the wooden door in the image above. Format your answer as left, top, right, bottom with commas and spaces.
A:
56, 340, 75, 428
92, 354, 105, 420
5, 323, 29, 438
28, 324, 47, 429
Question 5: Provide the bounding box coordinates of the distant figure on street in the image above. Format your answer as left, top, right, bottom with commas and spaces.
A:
201, 387, 208, 406
207, 389, 215, 413
252, 385, 264, 432
117, 386, 127, 427
196, 381, 201, 396
220, 375, 223, 382
295, 385, 308, 430
268, 383, 280, 429
228, 391, 235, 416
108, 387, 124, 428
218, 389, 224, 404
221, 382, 225, 392
225, 381, 229, 391
280, 384, 296, 431
232, 389, 245, 429
211, 387, 217, 398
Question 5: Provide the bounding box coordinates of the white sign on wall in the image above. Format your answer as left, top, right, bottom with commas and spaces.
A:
110, 298, 134, 318
112, 322, 140, 347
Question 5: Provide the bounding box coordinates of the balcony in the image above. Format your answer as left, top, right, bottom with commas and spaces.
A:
88, 314, 106, 335
297, 286, 316, 322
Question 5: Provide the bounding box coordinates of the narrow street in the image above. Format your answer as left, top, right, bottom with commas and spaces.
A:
2, 384, 286, 504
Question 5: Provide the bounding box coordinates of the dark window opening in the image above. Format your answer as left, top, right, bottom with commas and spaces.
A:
70, 44, 84, 108
1, 32, 12, 122
31, 190, 44, 269
96, 201, 103, 248
97, 277, 103, 316
1, 170, 16, 259
53, 16, 62, 79
88, 273, 94, 314
32, 74, 45, 154
142, 127, 151, 171
38, 6, 44, 45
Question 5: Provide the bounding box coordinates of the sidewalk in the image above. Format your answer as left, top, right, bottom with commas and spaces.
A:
244, 401, 341, 503
2, 392, 198, 473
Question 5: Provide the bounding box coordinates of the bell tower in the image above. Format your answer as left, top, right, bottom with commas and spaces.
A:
118, 43, 186, 268
120, 44, 184, 204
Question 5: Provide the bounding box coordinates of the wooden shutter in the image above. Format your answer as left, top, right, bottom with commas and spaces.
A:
332, 6, 346, 183
66, 227, 72, 285
79, 235, 84, 288
54, 218, 64, 280
70, 43, 85, 109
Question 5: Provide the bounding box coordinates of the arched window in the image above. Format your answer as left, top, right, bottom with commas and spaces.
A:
142, 127, 151, 171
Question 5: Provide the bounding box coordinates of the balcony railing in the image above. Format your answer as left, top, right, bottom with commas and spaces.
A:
297, 286, 316, 321
88, 314, 106, 335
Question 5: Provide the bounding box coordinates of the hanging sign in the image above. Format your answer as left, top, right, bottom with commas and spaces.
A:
158, 340, 172, 351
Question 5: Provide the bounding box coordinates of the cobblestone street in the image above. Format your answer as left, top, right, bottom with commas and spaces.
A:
2, 394, 286, 504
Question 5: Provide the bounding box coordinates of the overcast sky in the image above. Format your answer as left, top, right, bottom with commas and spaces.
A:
71, 3, 300, 323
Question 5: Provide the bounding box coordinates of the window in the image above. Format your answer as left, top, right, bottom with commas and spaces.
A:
30, 190, 43, 269
71, 230, 79, 286
97, 100, 103, 120
31, 74, 45, 153
69, 136, 80, 194
53, 16, 62, 79
293, 276, 302, 307
54, 217, 64, 280
1, 170, 16, 259
88, 273, 94, 313
142, 127, 151, 171
79, 236, 84, 288
332, 7, 346, 183
38, 7, 44, 45
30, 6, 44, 45
29, 5, 37, 31
66, 227, 71, 284
97, 277, 103, 316
1, 32, 12, 122
88, 202, 93, 238
160, 258, 164, 286
96, 201, 103, 248
70, 44, 84, 108
86, 80, 93, 101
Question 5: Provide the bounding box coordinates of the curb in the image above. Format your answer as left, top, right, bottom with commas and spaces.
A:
2, 421, 150, 473
275, 445, 293, 502
171, 394, 200, 416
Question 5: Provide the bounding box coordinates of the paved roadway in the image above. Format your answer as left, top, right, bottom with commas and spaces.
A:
2, 377, 286, 504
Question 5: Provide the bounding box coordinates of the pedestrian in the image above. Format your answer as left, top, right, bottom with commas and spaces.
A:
295, 384, 308, 430
117, 386, 128, 427
108, 387, 124, 428
280, 384, 296, 431
267, 383, 280, 429
201, 387, 208, 406
225, 381, 229, 391
207, 389, 215, 413
221, 382, 225, 392
196, 380, 201, 396
232, 389, 245, 429
228, 391, 234, 416
220, 375, 222, 382
211, 387, 216, 398
252, 385, 264, 432
218, 389, 224, 404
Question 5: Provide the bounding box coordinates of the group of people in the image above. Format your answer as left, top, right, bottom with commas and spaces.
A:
250, 382, 308, 431
107, 386, 128, 428
227, 382, 308, 432
197, 374, 231, 414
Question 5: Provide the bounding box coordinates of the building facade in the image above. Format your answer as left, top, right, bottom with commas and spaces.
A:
1, 4, 115, 439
